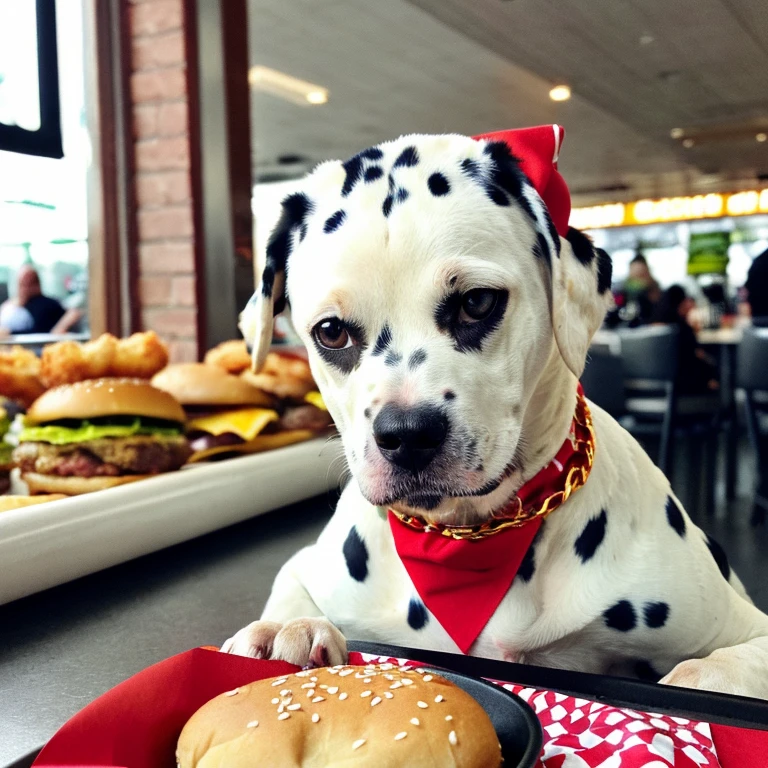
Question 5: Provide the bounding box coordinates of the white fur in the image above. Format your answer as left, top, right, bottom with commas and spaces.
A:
228, 134, 768, 698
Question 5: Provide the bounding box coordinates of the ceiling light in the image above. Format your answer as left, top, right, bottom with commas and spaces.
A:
670, 128, 684, 140
682, 138, 695, 148
549, 85, 571, 102
248, 66, 329, 107
306, 90, 328, 105
757, 132, 768, 143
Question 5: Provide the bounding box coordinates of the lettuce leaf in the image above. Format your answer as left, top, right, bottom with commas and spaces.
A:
19, 418, 182, 445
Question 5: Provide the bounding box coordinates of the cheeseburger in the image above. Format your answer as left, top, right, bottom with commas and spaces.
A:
177, 664, 502, 767
14, 378, 191, 495
151, 363, 282, 457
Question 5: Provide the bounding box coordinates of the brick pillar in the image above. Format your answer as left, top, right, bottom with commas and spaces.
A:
128, 0, 199, 362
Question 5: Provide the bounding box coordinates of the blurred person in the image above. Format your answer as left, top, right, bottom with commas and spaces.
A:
745, 246, 768, 321
14, 265, 65, 334
618, 252, 661, 326
51, 270, 88, 334
651, 284, 718, 394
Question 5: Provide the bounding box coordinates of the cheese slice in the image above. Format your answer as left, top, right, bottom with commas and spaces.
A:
187, 408, 278, 441
304, 391, 327, 411
187, 429, 316, 462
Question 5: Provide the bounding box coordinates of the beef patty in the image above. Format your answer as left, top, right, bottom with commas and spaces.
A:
14, 435, 192, 477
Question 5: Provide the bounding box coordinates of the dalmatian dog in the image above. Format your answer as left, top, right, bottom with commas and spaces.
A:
225, 131, 768, 699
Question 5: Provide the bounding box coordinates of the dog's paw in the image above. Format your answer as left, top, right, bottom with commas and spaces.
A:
221, 617, 348, 667
660, 646, 763, 697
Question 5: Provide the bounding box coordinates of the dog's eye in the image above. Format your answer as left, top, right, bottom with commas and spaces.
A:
459, 289, 499, 323
313, 318, 353, 350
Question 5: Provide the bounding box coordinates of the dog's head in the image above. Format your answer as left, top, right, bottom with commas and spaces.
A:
242, 133, 612, 517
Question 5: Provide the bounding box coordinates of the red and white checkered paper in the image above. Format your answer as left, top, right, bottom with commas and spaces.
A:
356, 653, 718, 768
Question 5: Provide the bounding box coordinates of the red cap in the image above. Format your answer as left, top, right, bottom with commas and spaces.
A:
473, 125, 570, 237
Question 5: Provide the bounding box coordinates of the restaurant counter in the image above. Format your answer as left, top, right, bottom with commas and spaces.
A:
3, 492, 768, 767
0, 494, 334, 766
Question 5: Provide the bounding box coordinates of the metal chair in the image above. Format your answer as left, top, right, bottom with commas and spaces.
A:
618, 326, 680, 475
736, 326, 768, 525
618, 325, 721, 513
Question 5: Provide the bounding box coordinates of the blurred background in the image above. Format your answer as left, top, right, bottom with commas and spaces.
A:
1, 0, 768, 593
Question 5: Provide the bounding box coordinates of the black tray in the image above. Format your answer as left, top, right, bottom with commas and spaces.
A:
349, 641, 768, 732
419, 666, 542, 768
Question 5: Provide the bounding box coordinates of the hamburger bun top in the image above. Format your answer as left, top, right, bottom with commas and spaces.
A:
26, 378, 186, 424
152, 363, 274, 407
177, 663, 502, 768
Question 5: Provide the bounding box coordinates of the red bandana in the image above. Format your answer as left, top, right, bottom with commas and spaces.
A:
388, 389, 594, 653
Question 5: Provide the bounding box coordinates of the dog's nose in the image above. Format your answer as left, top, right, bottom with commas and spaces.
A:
373, 404, 448, 472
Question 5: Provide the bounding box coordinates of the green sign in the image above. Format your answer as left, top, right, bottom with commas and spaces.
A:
688, 231, 730, 276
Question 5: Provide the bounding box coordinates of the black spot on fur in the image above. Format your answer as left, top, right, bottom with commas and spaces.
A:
364, 407, 372, 419
407, 598, 429, 630
263, 193, 313, 311
394, 146, 419, 167
666, 496, 686, 538
461, 157, 481, 179
384, 351, 402, 367
444, 390, 456, 400
343, 526, 368, 582
705, 533, 731, 581
365, 165, 383, 182
323, 209, 346, 234
360, 147, 384, 160
486, 184, 510, 207
546, 216, 561, 257
408, 349, 427, 369
574, 509, 607, 563
372, 325, 392, 356
516, 538, 537, 583
635, 660, 662, 682
261, 264, 275, 298
428, 173, 450, 196
604, 600, 636, 632
341, 155, 363, 197
397, 187, 409, 203
382, 195, 394, 217
596, 247, 613, 294
643, 601, 669, 628
566, 227, 596, 266
535, 233, 555, 268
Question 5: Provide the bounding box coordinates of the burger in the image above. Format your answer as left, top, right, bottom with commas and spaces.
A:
205, 341, 334, 433
151, 363, 289, 459
13, 378, 192, 495
0, 403, 12, 494
177, 664, 503, 767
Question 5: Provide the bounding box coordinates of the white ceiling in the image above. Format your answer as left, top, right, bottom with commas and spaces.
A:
247, 0, 768, 204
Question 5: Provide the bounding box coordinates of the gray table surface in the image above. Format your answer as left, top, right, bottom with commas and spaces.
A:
0, 493, 336, 766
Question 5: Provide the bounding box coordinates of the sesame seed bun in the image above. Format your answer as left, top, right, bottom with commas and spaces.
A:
25, 378, 186, 425
151, 364, 275, 408
177, 663, 502, 767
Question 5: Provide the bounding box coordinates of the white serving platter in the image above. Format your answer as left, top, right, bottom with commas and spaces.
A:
0, 437, 346, 606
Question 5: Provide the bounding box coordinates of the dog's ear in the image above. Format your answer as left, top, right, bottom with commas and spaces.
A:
239, 193, 313, 371
551, 228, 613, 378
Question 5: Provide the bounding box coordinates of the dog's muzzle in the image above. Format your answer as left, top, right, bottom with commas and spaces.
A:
372, 404, 449, 473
